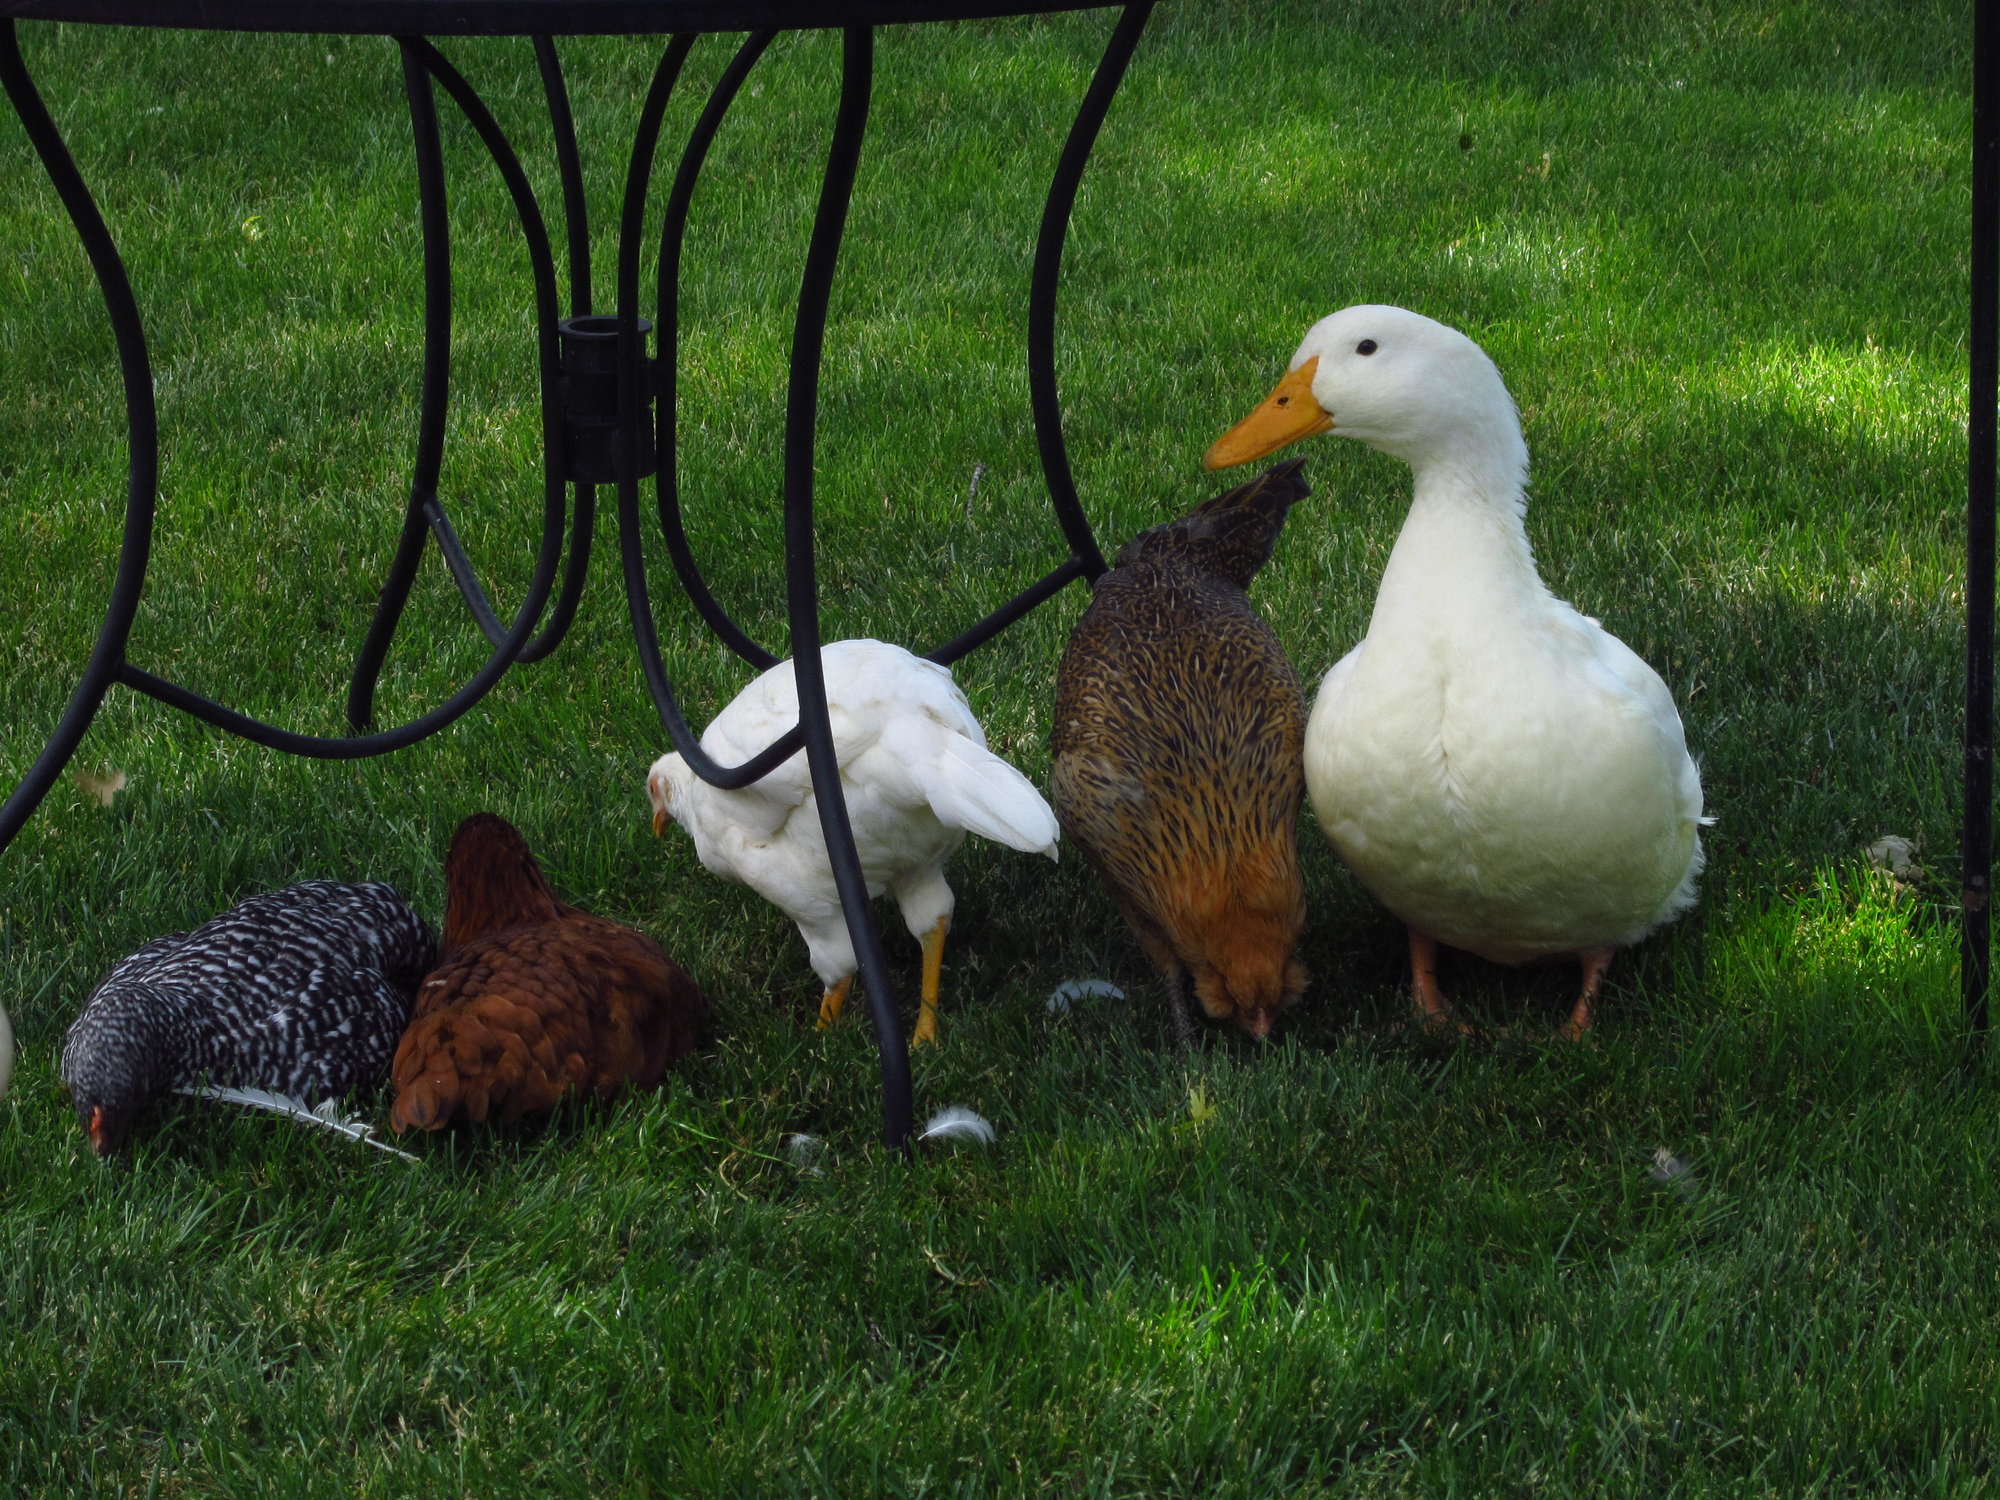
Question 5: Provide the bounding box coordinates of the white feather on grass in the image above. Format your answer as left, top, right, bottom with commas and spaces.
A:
918, 1106, 995, 1146
1047, 978, 1125, 1014
175, 1084, 418, 1162
784, 1132, 828, 1174
1648, 1147, 1695, 1195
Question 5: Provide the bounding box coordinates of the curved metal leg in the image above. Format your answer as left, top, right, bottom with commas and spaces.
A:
513, 34, 597, 668
925, 1, 1157, 667
1965, 0, 1997, 1037
536, 34, 593, 317
0, 19, 157, 855
613, 34, 807, 790
350, 36, 589, 717
347, 45, 457, 731
612, 35, 805, 788
780, 28, 915, 1151
1026, 0, 1154, 582
655, 31, 781, 671
121, 35, 570, 758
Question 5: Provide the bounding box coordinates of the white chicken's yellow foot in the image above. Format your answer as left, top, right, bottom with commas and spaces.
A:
910, 916, 949, 1048
816, 976, 853, 1031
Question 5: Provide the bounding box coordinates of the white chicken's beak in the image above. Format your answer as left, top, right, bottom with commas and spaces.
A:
1204, 356, 1332, 470
647, 768, 671, 836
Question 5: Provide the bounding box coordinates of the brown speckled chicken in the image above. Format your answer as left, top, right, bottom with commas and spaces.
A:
389, 814, 709, 1132
1052, 459, 1311, 1042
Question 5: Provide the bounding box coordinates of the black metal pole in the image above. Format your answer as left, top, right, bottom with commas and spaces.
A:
613, 35, 809, 791
349, 47, 455, 729
118, 36, 573, 760
926, 554, 1089, 666
515, 33, 596, 667
656, 30, 781, 671
1966, 0, 1998, 1036
1026, 0, 1153, 582
535, 34, 592, 317
0, 19, 157, 856
783, 27, 916, 1152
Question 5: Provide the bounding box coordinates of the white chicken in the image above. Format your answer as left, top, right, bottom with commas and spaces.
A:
646, 639, 1059, 1046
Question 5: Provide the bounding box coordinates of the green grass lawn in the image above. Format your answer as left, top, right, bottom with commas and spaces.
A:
0, 2, 1988, 1493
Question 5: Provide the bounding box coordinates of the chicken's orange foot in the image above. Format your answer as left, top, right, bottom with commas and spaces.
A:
816, 975, 853, 1030
1560, 947, 1615, 1043
910, 916, 949, 1048
1407, 928, 1474, 1039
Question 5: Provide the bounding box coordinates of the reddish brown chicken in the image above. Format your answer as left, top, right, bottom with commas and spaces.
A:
390, 813, 709, 1132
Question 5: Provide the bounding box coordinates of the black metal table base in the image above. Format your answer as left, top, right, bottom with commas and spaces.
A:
3, 6, 1996, 1136
0, 8, 1155, 1148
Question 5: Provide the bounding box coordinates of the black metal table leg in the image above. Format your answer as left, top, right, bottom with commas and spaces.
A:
0, 18, 157, 854
777, 26, 917, 1152
512, 34, 597, 668
1966, 0, 1997, 1038
655, 30, 782, 671
1027, 0, 1152, 585
347, 46, 458, 731
4, 11, 1162, 1151
118, 37, 571, 759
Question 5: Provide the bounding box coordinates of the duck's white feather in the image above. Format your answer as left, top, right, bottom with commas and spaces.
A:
1288, 306, 1703, 963
649, 640, 1057, 987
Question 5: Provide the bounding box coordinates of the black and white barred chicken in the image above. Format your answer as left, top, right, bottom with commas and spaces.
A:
61, 881, 436, 1155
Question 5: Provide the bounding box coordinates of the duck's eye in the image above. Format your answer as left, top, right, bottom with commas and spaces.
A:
1356, 339, 1378, 356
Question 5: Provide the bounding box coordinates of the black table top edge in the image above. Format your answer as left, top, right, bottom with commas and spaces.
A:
2, 0, 1119, 36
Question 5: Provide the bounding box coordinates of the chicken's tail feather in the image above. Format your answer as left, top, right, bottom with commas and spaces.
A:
390, 998, 574, 1133
918, 738, 1060, 858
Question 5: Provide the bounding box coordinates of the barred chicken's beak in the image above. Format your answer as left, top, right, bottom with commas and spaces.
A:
1204, 357, 1331, 470
87, 1105, 111, 1157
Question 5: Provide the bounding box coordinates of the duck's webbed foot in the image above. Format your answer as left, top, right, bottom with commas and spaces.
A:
1407, 928, 1476, 1038
1560, 947, 1615, 1043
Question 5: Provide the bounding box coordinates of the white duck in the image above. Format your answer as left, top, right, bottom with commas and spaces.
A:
1205, 305, 1705, 1038
647, 638, 1059, 1047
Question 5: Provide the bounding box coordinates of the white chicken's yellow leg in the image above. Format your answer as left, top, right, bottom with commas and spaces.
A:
816, 975, 853, 1030
910, 916, 950, 1048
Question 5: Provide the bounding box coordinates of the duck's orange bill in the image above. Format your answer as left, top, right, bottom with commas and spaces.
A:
1202, 356, 1331, 471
